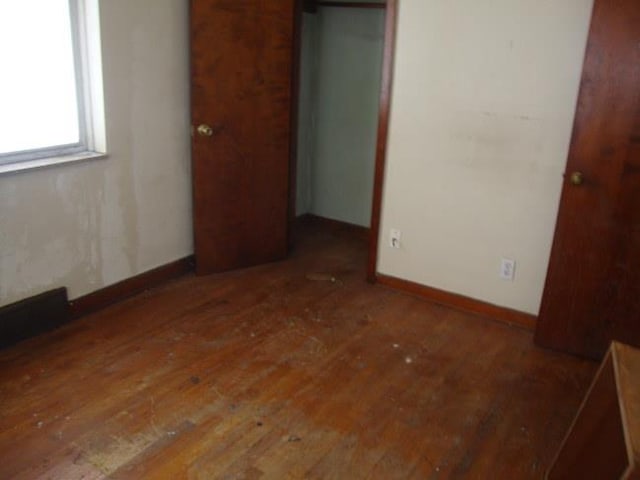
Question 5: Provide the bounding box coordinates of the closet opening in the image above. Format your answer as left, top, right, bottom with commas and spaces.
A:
292, 0, 393, 280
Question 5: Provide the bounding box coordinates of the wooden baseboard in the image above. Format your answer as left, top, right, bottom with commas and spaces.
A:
69, 256, 195, 318
0, 288, 70, 349
375, 273, 537, 331
296, 214, 370, 241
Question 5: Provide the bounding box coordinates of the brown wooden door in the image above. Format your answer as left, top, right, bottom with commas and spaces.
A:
535, 0, 640, 359
190, 0, 296, 274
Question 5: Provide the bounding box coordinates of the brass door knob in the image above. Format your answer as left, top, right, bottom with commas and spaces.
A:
197, 124, 214, 137
570, 171, 584, 186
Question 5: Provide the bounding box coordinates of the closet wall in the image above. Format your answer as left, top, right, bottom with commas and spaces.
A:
295, 12, 317, 216
296, 4, 385, 227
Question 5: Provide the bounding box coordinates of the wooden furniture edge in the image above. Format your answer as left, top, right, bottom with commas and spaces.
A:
546, 342, 640, 478
375, 273, 537, 331
69, 256, 195, 319
545, 346, 614, 479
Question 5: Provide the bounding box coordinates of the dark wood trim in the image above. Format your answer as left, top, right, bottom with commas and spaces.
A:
367, 0, 397, 282
289, 0, 304, 251
317, 1, 386, 9
296, 214, 370, 241
69, 256, 195, 319
377, 274, 537, 331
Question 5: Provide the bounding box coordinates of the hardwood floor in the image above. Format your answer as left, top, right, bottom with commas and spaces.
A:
0, 219, 596, 479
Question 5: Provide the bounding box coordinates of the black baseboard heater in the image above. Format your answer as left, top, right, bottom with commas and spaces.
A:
0, 288, 70, 349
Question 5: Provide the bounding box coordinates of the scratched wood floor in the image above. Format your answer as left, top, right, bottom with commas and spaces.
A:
0, 219, 596, 479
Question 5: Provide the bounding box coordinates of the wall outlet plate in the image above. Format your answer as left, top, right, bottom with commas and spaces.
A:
390, 229, 401, 249
500, 258, 516, 281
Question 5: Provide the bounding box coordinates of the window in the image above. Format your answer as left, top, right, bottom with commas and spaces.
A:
0, 0, 105, 174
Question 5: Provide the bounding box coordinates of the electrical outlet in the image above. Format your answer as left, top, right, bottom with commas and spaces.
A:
500, 258, 516, 281
390, 229, 401, 249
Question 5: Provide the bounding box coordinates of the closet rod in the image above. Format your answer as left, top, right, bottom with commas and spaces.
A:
316, 2, 386, 9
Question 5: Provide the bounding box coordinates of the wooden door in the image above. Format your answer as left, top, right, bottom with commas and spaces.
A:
190, 0, 296, 274
535, 0, 640, 359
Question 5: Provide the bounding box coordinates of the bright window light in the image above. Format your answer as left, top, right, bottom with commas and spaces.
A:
0, 0, 90, 163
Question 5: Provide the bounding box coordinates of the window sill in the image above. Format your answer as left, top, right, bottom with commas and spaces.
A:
0, 151, 108, 176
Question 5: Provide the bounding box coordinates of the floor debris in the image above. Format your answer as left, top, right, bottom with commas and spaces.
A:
305, 273, 342, 285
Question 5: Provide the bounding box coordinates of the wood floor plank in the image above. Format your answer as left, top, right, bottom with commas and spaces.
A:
0, 219, 596, 479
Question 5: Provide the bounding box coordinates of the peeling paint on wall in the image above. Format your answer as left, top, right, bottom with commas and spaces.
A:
0, 0, 193, 307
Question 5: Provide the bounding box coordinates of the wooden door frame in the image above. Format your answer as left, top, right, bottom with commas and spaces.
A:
288, 0, 304, 250
366, 0, 397, 282
289, 0, 398, 281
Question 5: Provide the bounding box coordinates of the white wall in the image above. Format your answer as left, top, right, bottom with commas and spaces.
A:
309, 7, 384, 227
378, 0, 594, 314
0, 0, 192, 307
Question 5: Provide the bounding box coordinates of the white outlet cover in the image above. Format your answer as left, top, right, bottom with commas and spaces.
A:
390, 229, 401, 248
500, 258, 516, 281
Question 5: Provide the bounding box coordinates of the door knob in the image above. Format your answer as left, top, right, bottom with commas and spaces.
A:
569, 171, 584, 186
197, 124, 214, 137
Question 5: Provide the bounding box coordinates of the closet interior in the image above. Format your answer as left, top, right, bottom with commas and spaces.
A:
295, 1, 386, 229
